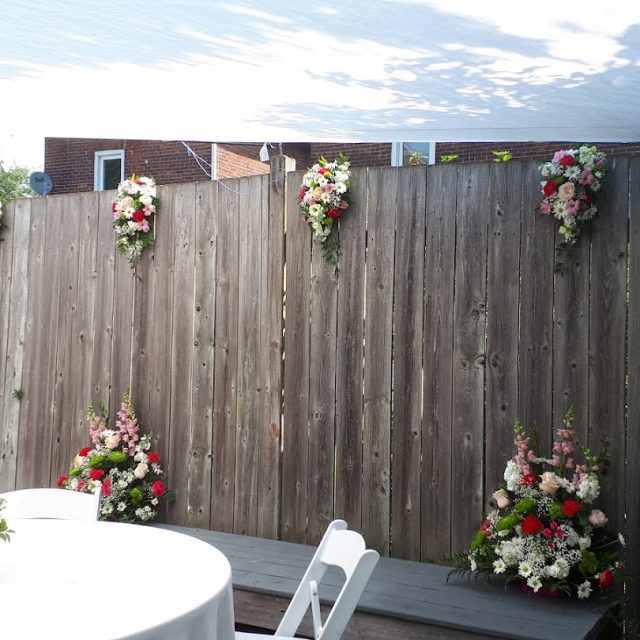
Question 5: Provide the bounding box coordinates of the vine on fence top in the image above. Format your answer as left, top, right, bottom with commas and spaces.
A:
450, 409, 622, 600
112, 175, 159, 268
299, 154, 351, 266
58, 390, 171, 524
538, 146, 606, 246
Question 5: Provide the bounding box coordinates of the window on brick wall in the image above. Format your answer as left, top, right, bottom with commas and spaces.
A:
94, 150, 124, 191
391, 142, 435, 166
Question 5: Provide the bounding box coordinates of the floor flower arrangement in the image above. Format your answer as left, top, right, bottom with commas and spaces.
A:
538, 145, 606, 245
299, 154, 351, 265
112, 175, 159, 267
451, 409, 621, 599
0, 497, 10, 542
58, 390, 171, 523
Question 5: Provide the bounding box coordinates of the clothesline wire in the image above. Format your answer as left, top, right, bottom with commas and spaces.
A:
180, 141, 284, 196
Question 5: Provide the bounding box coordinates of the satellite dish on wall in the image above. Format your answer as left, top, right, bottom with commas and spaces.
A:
29, 172, 54, 195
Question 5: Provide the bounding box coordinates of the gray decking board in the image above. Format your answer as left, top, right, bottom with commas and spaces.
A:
154, 524, 609, 640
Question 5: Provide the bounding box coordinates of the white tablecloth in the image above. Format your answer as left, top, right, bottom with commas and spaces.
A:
0, 519, 235, 640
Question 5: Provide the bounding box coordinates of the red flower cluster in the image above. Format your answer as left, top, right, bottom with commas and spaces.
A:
152, 481, 166, 497
521, 515, 545, 536
148, 451, 160, 464
562, 500, 582, 518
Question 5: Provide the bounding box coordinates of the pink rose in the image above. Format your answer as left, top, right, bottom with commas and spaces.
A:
491, 488, 511, 509
588, 509, 608, 528
557, 182, 575, 201
579, 170, 594, 185
564, 200, 579, 216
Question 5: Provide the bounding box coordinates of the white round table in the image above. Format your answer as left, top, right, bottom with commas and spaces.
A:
0, 519, 236, 639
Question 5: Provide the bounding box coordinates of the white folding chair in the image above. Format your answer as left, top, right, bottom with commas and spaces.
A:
236, 520, 379, 640
0, 488, 102, 521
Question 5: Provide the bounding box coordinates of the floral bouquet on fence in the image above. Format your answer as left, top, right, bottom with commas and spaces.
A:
450, 409, 621, 599
0, 497, 11, 542
538, 145, 606, 245
58, 390, 171, 524
112, 175, 159, 267
299, 154, 351, 265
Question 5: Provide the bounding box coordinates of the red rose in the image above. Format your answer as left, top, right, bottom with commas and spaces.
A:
598, 568, 614, 589
299, 187, 308, 201
559, 155, 574, 166
583, 193, 594, 206
562, 500, 582, 517
57, 475, 68, 487
148, 452, 160, 464
543, 180, 557, 197
79, 447, 92, 457
327, 208, 341, 219
152, 481, 166, 497
90, 469, 105, 480
522, 474, 537, 485
132, 209, 145, 222
521, 515, 544, 535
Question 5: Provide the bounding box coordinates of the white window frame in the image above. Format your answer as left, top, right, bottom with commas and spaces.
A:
211, 143, 218, 180
391, 141, 435, 166
94, 149, 124, 191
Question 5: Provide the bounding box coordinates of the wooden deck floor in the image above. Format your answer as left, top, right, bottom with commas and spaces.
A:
155, 524, 611, 640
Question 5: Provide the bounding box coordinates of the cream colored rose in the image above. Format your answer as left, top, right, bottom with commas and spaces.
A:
558, 182, 575, 201
492, 488, 511, 509
588, 509, 608, 528
104, 434, 121, 450
133, 462, 149, 480
72, 454, 84, 467
539, 471, 561, 495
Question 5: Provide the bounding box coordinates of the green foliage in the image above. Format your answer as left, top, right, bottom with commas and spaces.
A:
492, 150, 512, 162
514, 498, 536, 514
439, 154, 458, 163
0, 162, 35, 204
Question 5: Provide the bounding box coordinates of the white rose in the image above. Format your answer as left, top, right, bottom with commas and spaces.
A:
105, 434, 121, 450
133, 463, 149, 479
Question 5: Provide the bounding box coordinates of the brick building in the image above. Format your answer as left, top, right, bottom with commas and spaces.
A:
44, 137, 640, 195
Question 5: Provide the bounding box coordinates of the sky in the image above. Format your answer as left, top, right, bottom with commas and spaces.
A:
2, 0, 639, 170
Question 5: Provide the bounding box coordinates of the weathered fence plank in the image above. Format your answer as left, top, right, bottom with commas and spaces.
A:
234, 176, 263, 536
168, 183, 197, 523
211, 179, 240, 532
485, 162, 521, 492
451, 163, 489, 552
518, 163, 554, 450
390, 165, 426, 560
422, 163, 457, 562
0, 200, 30, 491
588, 157, 629, 534
626, 157, 640, 622
334, 167, 367, 532
282, 170, 311, 543
362, 167, 396, 555
185, 180, 217, 529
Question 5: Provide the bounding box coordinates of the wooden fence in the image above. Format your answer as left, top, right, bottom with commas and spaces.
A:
1, 159, 639, 600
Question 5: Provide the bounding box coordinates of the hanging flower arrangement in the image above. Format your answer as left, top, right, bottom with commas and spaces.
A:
58, 390, 172, 524
299, 154, 351, 265
538, 145, 606, 245
0, 497, 11, 542
112, 175, 159, 267
450, 409, 622, 599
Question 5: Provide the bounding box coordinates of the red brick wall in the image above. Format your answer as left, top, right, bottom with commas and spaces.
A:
310, 143, 392, 167
216, 144, 269, 180
434, 141, 640, 164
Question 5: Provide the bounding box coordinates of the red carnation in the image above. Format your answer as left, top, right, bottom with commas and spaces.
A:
79, 447, 92, 457
583, 193, 594, 206
327, 208, 341, 219
102, 477, 112, 497
598, 568, 614, 590
522, 473, 537, 485
559, 155, 574, 166
132, 209, 145, 222
521, 515, 544, 535
562, 499, 582, 518
543, 528, 553, 538
90, 469, 105, 481
543, 180, 557, 197
111, 202, 117, 213
57, 475, 68, 488
152, 481, 166, 497
148, 451, 160, 464
299, 187, 308, 201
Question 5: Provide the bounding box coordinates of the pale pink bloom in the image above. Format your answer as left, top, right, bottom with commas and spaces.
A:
492, 488, 511, 509
539, 471, 561, 495
553, 150, 568, 163
564, 200, 579, 216
579, 170, 595, 185
527, 450, 537, 462
558, 182, 575, 201
540, 201, 552, 215
134, 220, 150, 233
144, 205, 155, 216
588, 509, 608, 527
565, 457, 574, 470
561, 442, 574, 455
551, 454, 561, 467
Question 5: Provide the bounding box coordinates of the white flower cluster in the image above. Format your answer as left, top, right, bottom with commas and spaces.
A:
576, 473, 600, 503
299, 156, 351, 250
538, 145, 606, 245
112, 175, 159, 267
503, 460, 522, 492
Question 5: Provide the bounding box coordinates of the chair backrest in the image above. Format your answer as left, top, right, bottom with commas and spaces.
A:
0, 488, 102, 521
276, 520, 379, 640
